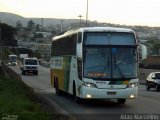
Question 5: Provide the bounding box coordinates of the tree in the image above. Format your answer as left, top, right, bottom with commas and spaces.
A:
34, 50, 42, 59
3, 49, 12, 62
27, 20, 35, 31
34, 33, 43, 38
146, 37, 160, 55
36, 24, 40, 31
0, 23, 17, 47
16, 21, 22, 30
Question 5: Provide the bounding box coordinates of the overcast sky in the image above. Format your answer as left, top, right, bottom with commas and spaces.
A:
0, 0, 160, 27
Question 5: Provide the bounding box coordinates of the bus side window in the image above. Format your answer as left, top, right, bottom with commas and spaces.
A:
77, 59, 82, 80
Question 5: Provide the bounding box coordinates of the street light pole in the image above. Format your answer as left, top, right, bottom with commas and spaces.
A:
86, 0, 88, 27
78, 15, 83, 27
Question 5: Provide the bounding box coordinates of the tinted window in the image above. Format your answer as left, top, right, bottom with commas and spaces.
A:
84, 32, 136, 45
25, 59, 38, 65
155, 73, 160, 79
52, 34, 77, 56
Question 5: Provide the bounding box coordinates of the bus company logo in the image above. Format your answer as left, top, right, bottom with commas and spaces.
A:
53, 57, 63, 69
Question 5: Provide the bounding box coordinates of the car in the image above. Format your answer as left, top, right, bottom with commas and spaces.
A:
21, 57, 39, 75
146, 72, 160, 91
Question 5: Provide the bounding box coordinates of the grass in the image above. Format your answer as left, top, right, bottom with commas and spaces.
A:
0, 75, 53, 120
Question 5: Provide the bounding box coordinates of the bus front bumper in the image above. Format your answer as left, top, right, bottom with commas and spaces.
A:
80, 86, 138, 99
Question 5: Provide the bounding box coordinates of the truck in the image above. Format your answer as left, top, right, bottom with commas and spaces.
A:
21, 57, 39, 75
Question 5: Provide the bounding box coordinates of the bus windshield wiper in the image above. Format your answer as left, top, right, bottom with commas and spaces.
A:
113, 55, 126, 79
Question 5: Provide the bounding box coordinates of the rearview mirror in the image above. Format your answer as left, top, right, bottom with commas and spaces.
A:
139, 44, 147, 60
77, 43, 82, 59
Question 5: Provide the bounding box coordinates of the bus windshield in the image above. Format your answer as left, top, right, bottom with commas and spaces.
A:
9, 56, 17, 62
112, 47, 137, 79
10, 56, 17, 62
83, 32, 137, 80
84, 47, 111, 79
84, 47, 137, 80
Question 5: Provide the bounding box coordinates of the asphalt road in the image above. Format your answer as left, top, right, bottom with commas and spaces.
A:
10, 65, 160, 120
10, 65, 54, 93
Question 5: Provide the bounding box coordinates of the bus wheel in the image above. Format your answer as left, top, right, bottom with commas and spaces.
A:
117, 99, 126, 104
73, 82, 82, 103
55, 79, 61, 95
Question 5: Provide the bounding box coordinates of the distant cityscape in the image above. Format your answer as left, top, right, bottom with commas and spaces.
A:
1, 12, 160, 60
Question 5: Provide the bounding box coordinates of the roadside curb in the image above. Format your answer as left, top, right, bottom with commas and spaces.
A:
33, 92, 76, 120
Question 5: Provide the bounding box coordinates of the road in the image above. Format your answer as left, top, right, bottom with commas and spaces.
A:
10, 65, 160, 120
10, 65, 54, 93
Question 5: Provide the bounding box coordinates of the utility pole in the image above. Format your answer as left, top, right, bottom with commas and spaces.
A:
61, 20, 63, 33
78, 15, 83, 27
41, 18, 44, 30
86, 0, 88, 27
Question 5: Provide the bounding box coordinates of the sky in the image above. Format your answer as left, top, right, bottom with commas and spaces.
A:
0, 0, 160, 27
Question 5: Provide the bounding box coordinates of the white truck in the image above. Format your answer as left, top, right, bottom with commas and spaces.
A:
21, 57, 39, 75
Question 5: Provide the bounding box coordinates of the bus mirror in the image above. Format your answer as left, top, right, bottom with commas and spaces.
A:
77, 43, 82, 59
139, 44, 147, 60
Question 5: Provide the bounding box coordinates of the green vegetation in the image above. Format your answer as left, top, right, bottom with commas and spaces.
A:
0, 75, 52, 120
145, 36, 160, 55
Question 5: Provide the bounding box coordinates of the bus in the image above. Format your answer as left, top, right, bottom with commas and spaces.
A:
8, 54, 17, 66
50, 27, 146, 104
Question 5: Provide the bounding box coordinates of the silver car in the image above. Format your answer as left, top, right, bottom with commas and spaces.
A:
146, 72, 160, 91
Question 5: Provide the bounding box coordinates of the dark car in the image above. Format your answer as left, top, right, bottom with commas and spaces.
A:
146, 72, 160, 91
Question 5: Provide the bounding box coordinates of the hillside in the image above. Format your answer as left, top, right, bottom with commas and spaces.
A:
0, 12, 80, 27
1, 12, 160, 40
0, 12, 27, 26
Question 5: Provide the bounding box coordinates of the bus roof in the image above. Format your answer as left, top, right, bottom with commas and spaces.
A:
8, 55, 17, 57
52, 27, 135, 41
78, 27, 134, 33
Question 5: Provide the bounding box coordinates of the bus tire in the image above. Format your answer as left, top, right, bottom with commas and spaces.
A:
73, 82, 82, 103
55, 79, 61, 95
117, 99, 126, 104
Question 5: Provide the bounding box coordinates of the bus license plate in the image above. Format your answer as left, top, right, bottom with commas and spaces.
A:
107, 92, 116, 95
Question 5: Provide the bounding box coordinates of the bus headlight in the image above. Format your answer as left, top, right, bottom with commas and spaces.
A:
127, 82, 138, 88
83, 82, 97, 88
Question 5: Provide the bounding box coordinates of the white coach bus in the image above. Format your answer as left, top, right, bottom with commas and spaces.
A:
50, 27, 146, 104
